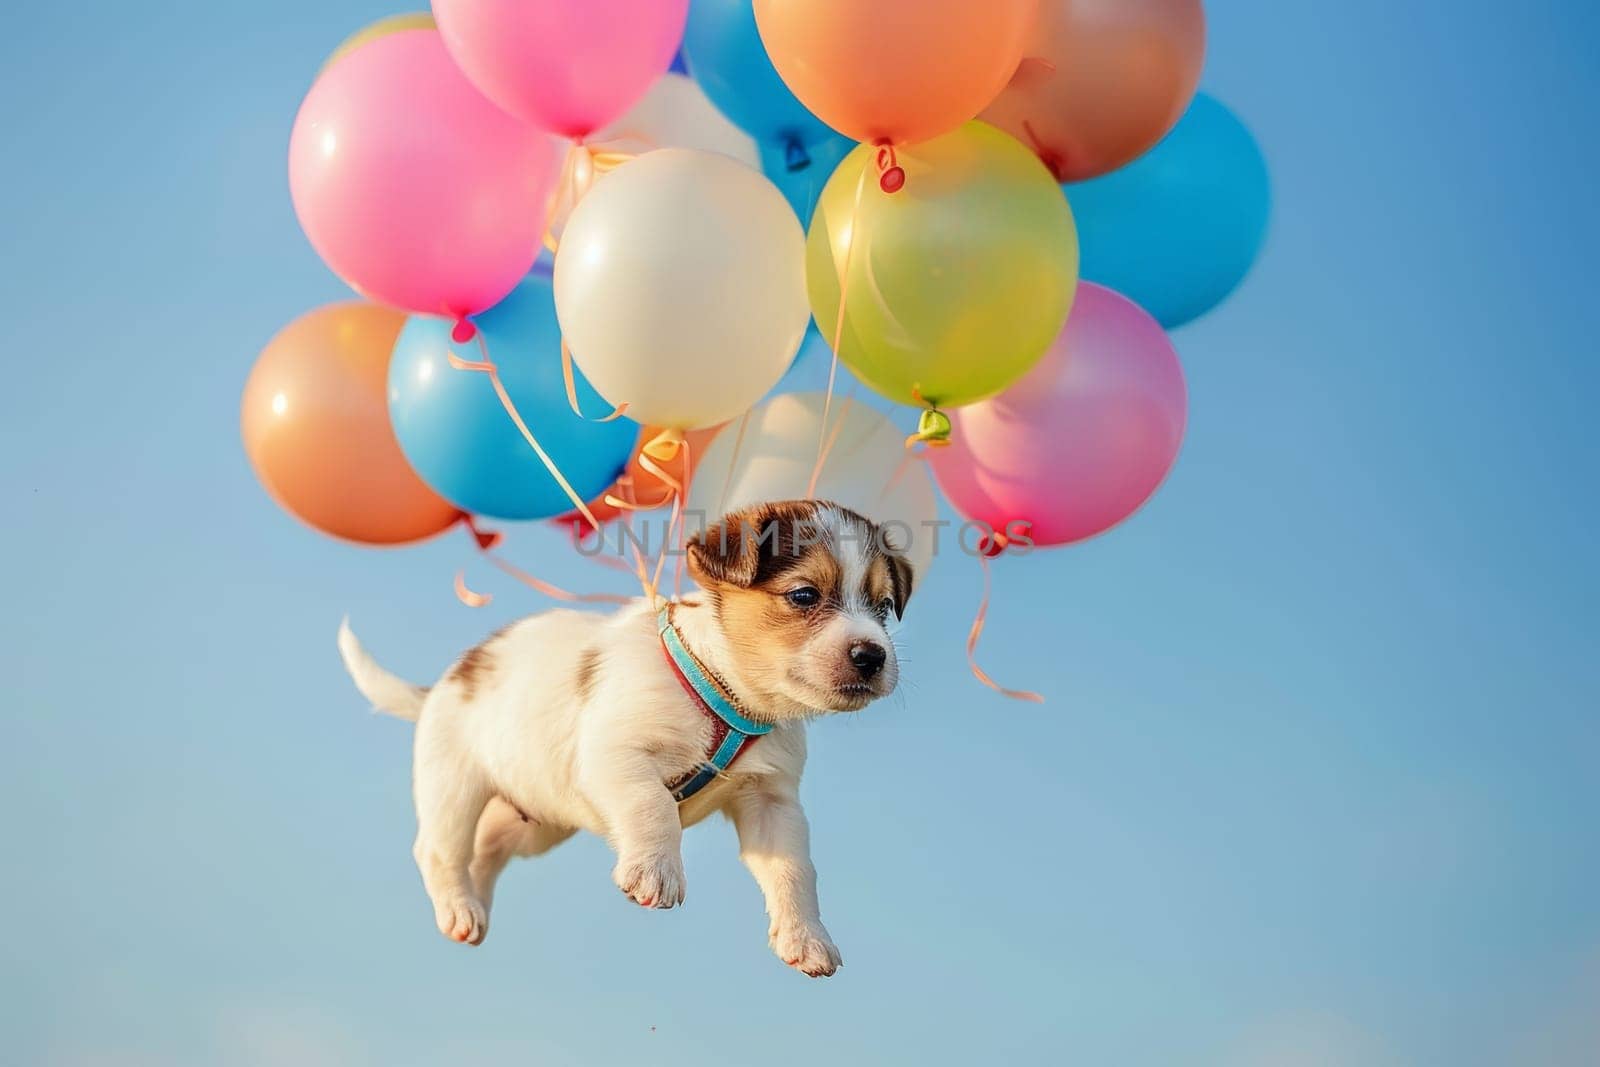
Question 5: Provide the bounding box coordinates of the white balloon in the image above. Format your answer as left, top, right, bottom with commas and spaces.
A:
593, 73, 761, 170
687, 392, 940, 577
554, 148, 809, 430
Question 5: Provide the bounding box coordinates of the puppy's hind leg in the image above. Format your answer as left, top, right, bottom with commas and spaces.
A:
468, 800, 575, 913
412, 724, 493, 946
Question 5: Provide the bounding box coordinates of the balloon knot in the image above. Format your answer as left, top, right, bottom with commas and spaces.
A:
451, 317, 477, 344
783, 136, 811, 172
462, 514, 502, 552
874, 142, 905, 194
641, 427, 686, 463
904, 407, 952, 450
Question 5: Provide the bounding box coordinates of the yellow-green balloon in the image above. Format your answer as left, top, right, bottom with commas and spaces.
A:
806, 121, 1079, 409
321, 13, 436, 75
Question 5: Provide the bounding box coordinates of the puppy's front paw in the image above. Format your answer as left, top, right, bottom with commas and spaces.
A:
771, 921, 841, 977
433, 893, 488, 945
613, 849, 686, 909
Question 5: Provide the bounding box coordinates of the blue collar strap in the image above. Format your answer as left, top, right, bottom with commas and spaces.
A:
658, 606, 772, 803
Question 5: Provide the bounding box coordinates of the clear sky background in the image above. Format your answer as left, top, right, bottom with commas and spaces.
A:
3, 2, 1598, 1065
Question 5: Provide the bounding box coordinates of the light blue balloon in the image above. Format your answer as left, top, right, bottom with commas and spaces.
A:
1065, 93, 1271, 329
682, 0, 835, 164
388, 275, 638, 521
760, 131, 855, 226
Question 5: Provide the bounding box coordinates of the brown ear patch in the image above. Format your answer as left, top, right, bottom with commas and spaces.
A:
886, 552, 915, 619
687, 501, 830, 589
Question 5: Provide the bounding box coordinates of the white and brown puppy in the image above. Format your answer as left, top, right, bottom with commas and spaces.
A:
337, 500, 913, 977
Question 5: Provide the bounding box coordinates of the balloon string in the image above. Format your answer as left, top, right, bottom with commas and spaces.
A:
671, 436, 694, 599
615, 480, 654, 590
543, 142, 637, 254
807, 156, 874, 498
561, 337, 629, 422
448, 334, 603, 533
452, 518, 629, 607
638, 443, 688, 601
565, 515, 638, 576
602, 487, 675, 512
715, 409, 752, 518
810, 381, 860, 494
880, 446, 916, 505
968, 549, 1045, 703
483, 551, 632, 606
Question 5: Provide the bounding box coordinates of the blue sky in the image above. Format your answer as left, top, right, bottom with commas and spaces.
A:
3, 2, 1598, 1064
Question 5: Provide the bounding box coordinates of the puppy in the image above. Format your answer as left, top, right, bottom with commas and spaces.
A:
337, 500, 914, 977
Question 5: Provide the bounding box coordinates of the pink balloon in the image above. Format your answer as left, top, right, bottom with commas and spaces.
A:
289, 30, 558, 323
930, 284, 1188, 548
432, 0, 689, 138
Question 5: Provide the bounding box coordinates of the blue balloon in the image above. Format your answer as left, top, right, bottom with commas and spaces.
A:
388, 275, 638, 521
682, 0, 835, 162
760, 131, 855, 226
1065, 93, 1271, 329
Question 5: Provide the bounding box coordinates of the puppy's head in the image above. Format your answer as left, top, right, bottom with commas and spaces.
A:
686, 500, 914, 715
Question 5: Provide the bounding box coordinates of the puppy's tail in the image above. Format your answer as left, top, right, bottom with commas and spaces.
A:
337, 618, 427, 722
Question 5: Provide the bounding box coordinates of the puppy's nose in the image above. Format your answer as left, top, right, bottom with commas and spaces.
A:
849, 641, 887, 680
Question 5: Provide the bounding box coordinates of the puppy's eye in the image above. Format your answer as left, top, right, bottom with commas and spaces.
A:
785, 586, 821, 609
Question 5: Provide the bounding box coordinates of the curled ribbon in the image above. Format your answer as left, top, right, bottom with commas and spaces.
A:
968, 537, 1045, 704
543, 142, 636, 254
560, 337, 629, 423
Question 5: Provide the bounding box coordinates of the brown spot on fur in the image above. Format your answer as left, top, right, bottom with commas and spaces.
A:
449, 624, 511, 701
450, 645, 494, 701
574, 646, 602, 705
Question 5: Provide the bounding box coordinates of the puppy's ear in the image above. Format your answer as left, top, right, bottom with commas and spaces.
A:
886, 552, 915, 620
687, 509, 762, 588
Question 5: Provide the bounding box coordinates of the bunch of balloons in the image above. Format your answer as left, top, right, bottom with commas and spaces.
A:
243, 2, 1268, 695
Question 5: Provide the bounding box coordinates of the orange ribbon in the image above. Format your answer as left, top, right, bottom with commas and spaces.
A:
481, 552, 632, 606
543, 143, 636, 255
967, 540, 1044, 703
560, 337, 629, 423
451, 517, 633, 609
714, 409, 752, 518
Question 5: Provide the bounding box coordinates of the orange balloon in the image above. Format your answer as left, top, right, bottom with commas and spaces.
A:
981, 0, 1206, 182
754, 0, 1035, 147
560, 423, 726, 527
241, 303, 462, 546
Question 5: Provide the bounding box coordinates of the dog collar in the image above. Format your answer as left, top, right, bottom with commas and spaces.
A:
658, 605, 772, 803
